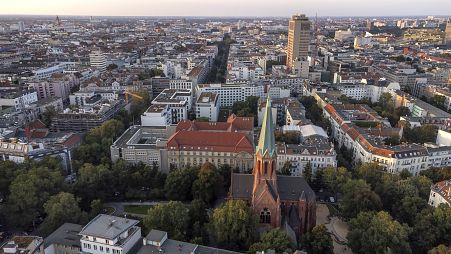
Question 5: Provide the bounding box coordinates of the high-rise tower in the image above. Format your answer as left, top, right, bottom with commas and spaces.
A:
286, 14, 311, 70
445, 19, 451, 45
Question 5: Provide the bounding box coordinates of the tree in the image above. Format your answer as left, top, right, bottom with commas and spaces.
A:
410, 205, 451, 254
38, 192, 86, 235
355, 162, 384, 189
106, 63, 118, 71
323, 166, 352, 193
74, 119, 125, 165
192, 162, 223, 204
348, 211, 412, 254
384, 136, 400, 146
341, 179, 382, 218
73, 163, 113, 205
303, 162, 313, 184
301, 225, 333, 254
313, 169, 325, 190
41, 106, 58, 127
278, 161, 292, 176
275, 131, 300, 144
428, 245, 451, 254
164, 167, 198, 201
5, 167, 64, 228
210, 200, 257, 250
188, 199, 209, 242
89, 199, 103, 218
420, 167, 451, 183
218, 164, 234, 190
402, 125, 438, 144
144, 201, 190, 241
129, 90, 152, 123
392, 196, 428, 225
0, 160, 22, 195
249, 229, 293, 253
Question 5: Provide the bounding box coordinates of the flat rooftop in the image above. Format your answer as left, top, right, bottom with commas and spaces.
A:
79, 214, 139, 240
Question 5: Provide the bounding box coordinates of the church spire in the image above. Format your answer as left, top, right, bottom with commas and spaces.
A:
257, 96, 276, 157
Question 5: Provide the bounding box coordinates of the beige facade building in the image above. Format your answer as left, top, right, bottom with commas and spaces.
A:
286, 14, 311, 70
445, 19, 451, 45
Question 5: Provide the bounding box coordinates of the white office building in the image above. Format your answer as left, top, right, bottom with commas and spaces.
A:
196, 83, 264, 107
90, 51, 107, 72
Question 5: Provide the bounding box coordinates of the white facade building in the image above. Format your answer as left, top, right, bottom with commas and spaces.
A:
0, 90, 38, 111
151, 89, 192, 124
169, 79, 194, 92
80, 214, 141, 254
428, 180, 451, 207
195, 92, 220, 122
33, 62, 76, 80
90, 51, 107, 72
141, 105, 171, 127
269, 87, 291, 99
196, 83, 264, 107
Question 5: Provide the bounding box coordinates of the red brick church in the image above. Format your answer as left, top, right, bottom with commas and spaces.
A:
229, 96, 316, 238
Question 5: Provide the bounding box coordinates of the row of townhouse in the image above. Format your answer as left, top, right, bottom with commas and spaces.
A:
324, 103, 451, 175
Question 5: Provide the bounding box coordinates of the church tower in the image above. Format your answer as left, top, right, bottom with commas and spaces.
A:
253, 96, 277, 189
251, 96, 280, 227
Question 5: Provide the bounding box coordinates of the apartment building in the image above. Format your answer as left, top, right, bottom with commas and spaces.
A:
151, 89, 192, 124
428, 180, 451, 207
195, 92, 220, 122
277, 124, 337, 176
0, 90, 38, 111
140, 105, 171, 127
79, 214, 141, 254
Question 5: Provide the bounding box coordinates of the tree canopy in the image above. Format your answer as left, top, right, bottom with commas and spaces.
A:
301, 225, 334, 254
210, 200, 257, 251
144, 201, 190, 241
249, 229, 293, 253
348, 211, 412, 254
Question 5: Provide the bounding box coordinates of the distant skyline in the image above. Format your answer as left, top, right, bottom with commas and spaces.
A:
1, 0, 451, 17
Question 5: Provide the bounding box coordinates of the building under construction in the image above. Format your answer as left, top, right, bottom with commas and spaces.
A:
51, 100, 124, 133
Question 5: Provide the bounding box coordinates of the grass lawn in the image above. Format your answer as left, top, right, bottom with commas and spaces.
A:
124, 205, 153, 215
103, 206, 115, 215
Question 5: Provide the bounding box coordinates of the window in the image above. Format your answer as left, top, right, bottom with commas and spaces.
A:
106, 248, 110, 253
260, 208, 271, 224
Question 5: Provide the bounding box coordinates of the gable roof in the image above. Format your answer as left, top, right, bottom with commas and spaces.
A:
167, 131, 254, 153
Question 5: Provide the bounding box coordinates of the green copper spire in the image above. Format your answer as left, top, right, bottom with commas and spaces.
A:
257, 96, 276, 157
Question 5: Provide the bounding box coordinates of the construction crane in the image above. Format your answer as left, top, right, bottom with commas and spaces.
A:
124, 90, 144, 104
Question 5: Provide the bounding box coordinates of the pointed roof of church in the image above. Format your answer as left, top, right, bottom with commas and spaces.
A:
257, 96, 276, 157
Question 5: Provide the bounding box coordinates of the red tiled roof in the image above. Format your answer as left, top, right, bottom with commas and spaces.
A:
31, 129, 49, 139
176, 115, 253, 132
28, 119, 46, 130
167, 130, 254, 153
61, 134, 82, 148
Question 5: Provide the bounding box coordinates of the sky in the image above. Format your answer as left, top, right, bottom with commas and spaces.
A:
1, 0, 451, 17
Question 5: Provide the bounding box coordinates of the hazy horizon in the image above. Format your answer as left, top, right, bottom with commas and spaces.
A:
1, 0, 451, 17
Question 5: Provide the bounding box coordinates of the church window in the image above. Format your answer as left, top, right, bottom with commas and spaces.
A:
264, 161, 268, 174
260, 208, 271, 224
